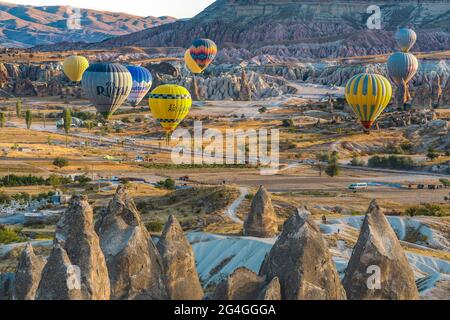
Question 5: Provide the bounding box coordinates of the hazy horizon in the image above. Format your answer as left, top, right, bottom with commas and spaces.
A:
1, 0, 216, 18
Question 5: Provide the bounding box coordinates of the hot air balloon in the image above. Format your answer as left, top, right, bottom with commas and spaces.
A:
126, 65, 153, 107
149, 84, 192, 137
345, 73, 392, 130
387, 52, 419, 105
63, 55, 89, 82
395, 28, 417, 53
188, 39, 218, 72
82, 63, 132, 120
184, 49, 203, 74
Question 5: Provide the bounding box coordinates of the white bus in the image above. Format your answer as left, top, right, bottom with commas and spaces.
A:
348, 183, 368, 190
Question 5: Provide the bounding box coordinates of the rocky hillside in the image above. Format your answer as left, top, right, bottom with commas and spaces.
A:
93, 0, 450, 59
0, 1, 175, 48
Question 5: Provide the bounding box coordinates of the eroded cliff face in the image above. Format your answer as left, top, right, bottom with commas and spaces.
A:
95, 0, 450, 58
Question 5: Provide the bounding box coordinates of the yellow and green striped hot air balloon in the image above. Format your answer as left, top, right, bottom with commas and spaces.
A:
149, 84, 192, 136
345, 73, 392, 130
63, 55, 89, 82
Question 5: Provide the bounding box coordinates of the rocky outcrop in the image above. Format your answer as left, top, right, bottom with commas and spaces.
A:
13, 243, 46, 300
55, 195, 110, 300
157, 215, 204, 300
0, 272, 14, 300
239, 69, 252, 101
342, 200, 420, 300
213, 267, 281, 300
257, 277, 282, 300
35, 244, 83, 300
259, 207, 346, 300
97, 185, 167, 300
96, 1, 450, 60
244, 186, 278, 238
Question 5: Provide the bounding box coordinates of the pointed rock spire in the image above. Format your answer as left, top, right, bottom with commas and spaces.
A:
342, 200, 420, 300
55, 195, 110, 300
243, 186, 278, 238
259, 207, 346, 300
35, 243, 82, 300
13, 243, 46, 300
213, 267, 281, 300
157, 215, 203, 300
97, 185, 167, 300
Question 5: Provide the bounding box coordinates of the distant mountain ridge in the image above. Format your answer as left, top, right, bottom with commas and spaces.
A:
0, 1, 176, 48
89, 0, 450, 60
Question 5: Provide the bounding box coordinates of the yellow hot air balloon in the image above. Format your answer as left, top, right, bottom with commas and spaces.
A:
184, 49, 203, 74
149, 84, 192, 136
345, 73, 392, 130
63, 55, 89, 82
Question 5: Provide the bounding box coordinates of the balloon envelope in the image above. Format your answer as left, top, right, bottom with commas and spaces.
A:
63, 55, 89, 82
82, 63, 132, 120
149, 84, 192, 134
387, 52, 419, 85
126, 65, 153, 107
345, 73, 392, 130
189, 39, 217, 71
184, 49, 203, 74
395, 28, 417, 52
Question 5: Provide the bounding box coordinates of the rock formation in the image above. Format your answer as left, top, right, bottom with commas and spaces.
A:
213, 267, 281, 300
35, 244, 83, 300
96, 1, 450, 60
239, 69, 252, 101
259, 207, 346, 300
13, 243, 46, 300
243, 186, 278, 238
257, 277, 282, 300
342, 200, 420, 300
97, 185, 167, 300
157, 215, 204, 300
55, 195, 110, 300
0, 272, 14, 300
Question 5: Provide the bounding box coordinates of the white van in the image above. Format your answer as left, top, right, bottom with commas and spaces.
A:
348, 183, 368, 190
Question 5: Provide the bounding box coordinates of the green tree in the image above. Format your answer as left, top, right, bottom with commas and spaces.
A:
15, 97, 22, 118
25, 109, 32, 129
426, 147, 439, 161
53, 157, 68, 168
63, 108, 72, 146
0, 112, 5, 128
325, 153, 340, 177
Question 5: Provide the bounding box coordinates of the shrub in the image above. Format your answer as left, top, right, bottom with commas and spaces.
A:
325, 153, 340, 177
145, 221, 164, 233
368, 155, 415, 170
53, 157, 69, 168
0, 225, 26, 244
350, 156, 365, 167
155, 178, 176, 190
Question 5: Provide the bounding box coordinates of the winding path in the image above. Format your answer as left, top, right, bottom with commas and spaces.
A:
224, 186, 248, 224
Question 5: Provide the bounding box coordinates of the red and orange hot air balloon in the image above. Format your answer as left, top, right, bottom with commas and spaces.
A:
187, 39, 218, 73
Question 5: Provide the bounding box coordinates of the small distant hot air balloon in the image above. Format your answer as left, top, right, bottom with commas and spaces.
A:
387, 52, 419, 105
126, 65, 153, 107
395, 28, 417, 53
82, 63, 132, 120
63, 55, 89, 82
184, 49, 203, 74
149, 84, 192, 138
188, 39, 218, 72
345, 73, 392, 130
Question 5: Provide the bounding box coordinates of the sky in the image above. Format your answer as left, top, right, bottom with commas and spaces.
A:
3, 0, 216, 18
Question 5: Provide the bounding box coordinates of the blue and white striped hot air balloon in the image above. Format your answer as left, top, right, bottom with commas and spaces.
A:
126, 65, 153, 107
395, 28, 417, 53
